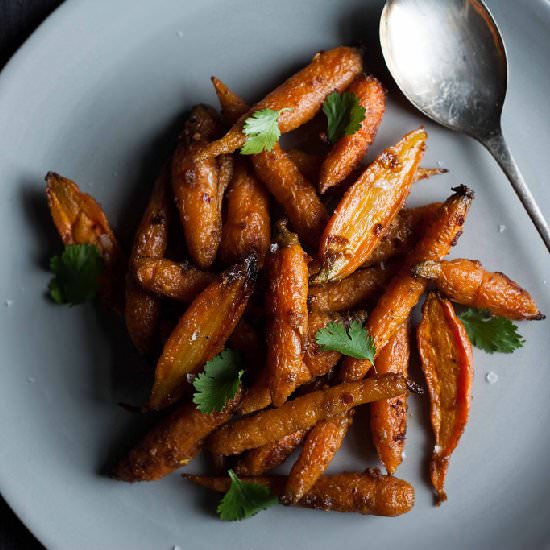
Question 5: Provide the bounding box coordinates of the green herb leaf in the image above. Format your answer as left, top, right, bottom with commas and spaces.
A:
217, 469, 278, 521
192, 350, 244, 413
458, 308, 525, 354
48, 244, 103, 305
322, 91, 366, 144
315, 320, 376, 360
241, 108, 291, 154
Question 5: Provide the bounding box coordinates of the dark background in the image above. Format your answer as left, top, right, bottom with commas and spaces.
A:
0, 2, 62, 546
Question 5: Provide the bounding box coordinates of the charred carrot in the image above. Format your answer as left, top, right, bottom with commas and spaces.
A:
412, 259, 544, 320
417, 292, 473, 504
319, 75, 386, 193
313, 128, 427, 284
201, 47, 363, 158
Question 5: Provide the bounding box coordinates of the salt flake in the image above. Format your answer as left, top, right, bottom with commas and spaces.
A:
498, 224, 506, 233
485, 371, 499, 384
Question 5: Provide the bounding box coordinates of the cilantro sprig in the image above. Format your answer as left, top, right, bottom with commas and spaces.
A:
217, 469, 278, 521
315, 320, 376, 360
459, 308, 525, 354
241, 108, 291, 154
48, 244, 103, 305
192, 350, 244, 413
322, 91, 366, 144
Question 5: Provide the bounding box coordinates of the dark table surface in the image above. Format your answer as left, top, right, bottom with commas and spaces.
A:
0, 3, 62, 547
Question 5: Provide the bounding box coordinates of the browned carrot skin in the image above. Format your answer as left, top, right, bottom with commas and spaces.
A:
134, 258, 215, 302
200, 47, 363, 158
319, 75, 386, 193
207, 373, 407, 455
412, 259, 544, 320
308, 265, 393, 312
218, 159, 271, 267
365, 203, 442, 266
341, 186, 473, 383
149, 254, 258, 410
114, 393, 240, 482
211, 76, 248, 124
227, 318, 264, 370
284, 413, 353, 504
45, 171, 125, 313
418, 293, 473, 504
172, 105, 223, 269
313, 128, 427, 284
211, 77, 328, 249
413, 167, 448, 183
286, 149, 322, 182
237, 310, 342, 416
266, 221, 309, 407
184, 471, 415, 516
370, 322, 409, 475
125, 166, 170, 355
234, 429, 308, 476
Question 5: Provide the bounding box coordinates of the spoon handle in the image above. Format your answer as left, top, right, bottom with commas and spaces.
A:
481, 130, 550, 252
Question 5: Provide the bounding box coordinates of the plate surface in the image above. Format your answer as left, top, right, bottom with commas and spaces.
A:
0, 1, 549, 549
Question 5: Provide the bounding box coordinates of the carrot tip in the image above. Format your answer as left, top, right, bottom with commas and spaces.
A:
451, 184, 474, 199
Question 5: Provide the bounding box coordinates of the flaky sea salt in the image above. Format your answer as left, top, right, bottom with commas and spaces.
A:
270, 243, 279, 253
379, 261, 385, 271
191, 331, 198, 341
486, 371, 499, 384
498, 224, 506, 233
434, 445, 442, 453
401, 451, 407, 460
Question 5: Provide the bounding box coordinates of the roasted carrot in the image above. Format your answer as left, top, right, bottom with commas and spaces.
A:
284, 413, 353, 504
412, 259, 544, 320
200, 47, 363, 158
370, 322, 409, 475
341, 186, 473, 382
125, 165, 170, 355
227, 318, 264, 370
308, 264, 393, 312
286, 149, 322, 182
266, 221, 309, 407
237, 310, 342, 415
418, 293, 473, 504
114, 393, 240, 482
184, 471, 415, 516
365, 202, 442, 266
218, 159, 271, 267
211, 75, 249, 125
134, 258, 215, 302
319, 75, 386, 193
313, 128, 427, 284
172, 105, 224, 269
149, 254, 258, 410
207, 373, 407, 455
45, 171, 125, 313
413, 167, 448, 183
234, 429, 308, 476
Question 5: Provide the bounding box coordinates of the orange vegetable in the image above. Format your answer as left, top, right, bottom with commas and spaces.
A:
218, 159, 271, 267
149, 254, 258, 410
184, 471, 415, 516
283, 413, 353, 504
341, 186, 473, 382
125, 166, 170, 355
286, 149, 322, 182
412, 259, 544, 320
114, 393, 240, 482
171, 105, 225, 269
234, 429, 308, 476
211, 76, 248, 124
134, 258, 215, 302
313, 127, 427, 284
266, 221, 309, 407
200, 47, 363, 158
207, 373, 407, 455
319, 74, 386, 193
45, 171, 125, 313
370, 322, 409, 475
417, 292, 473, 504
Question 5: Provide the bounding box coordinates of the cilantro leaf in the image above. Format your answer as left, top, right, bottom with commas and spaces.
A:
241, 108, 291, 154
192, 350, 244, 413
322, 91, 366, 144
217, 469, 278, 521
315, 320, 376, 360
48, 244, 103, 305
459, 308, 525, 354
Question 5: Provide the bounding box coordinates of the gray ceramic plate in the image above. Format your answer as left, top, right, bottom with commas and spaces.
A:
0, 0, 549, 548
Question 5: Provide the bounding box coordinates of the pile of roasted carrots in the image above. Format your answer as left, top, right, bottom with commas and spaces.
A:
44, 45, 544, 518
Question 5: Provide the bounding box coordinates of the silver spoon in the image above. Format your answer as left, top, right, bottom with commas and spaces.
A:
380, 0, 550, 252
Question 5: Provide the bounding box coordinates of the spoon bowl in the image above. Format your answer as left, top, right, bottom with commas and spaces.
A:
380, 0, 550, 250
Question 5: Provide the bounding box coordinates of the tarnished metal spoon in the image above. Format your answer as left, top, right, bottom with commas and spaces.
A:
380, 0, 550, 251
